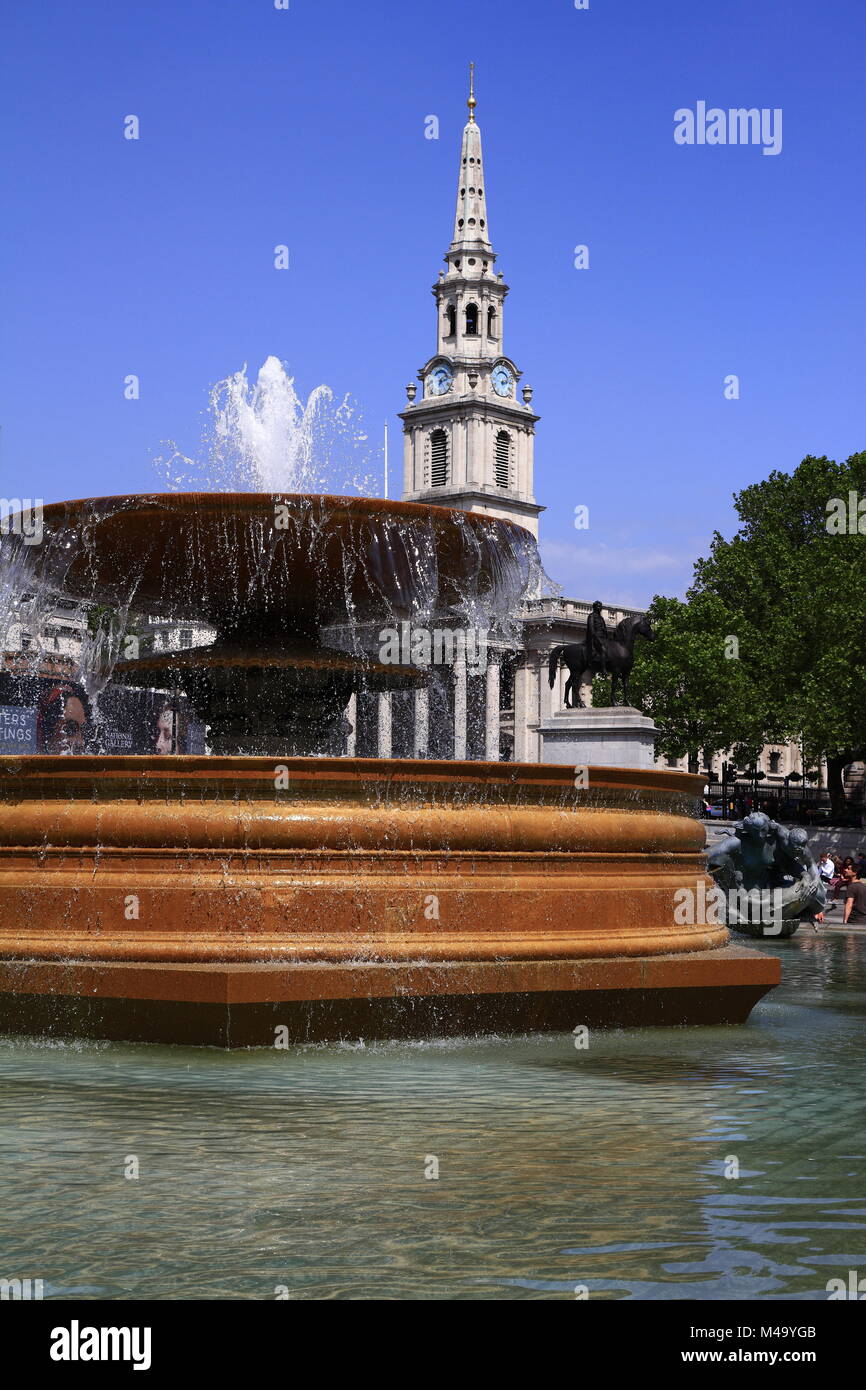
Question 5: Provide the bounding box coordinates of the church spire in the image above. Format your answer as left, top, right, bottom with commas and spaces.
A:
450, 62, 492, 255
398, 67, 543, 539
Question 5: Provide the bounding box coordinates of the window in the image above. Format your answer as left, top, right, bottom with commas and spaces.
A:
769, 751, 781, 774
495, 431, 511, 488
487, 305, 496, 337
465, 302, 479, 335
445, 304, 456, 336
429, 430, 449, 487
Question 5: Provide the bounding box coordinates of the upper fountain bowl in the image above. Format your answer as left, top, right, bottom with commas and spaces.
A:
19, 493, 539, 644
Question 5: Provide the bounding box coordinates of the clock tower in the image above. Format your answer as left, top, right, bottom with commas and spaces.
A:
399, 66, 543, 537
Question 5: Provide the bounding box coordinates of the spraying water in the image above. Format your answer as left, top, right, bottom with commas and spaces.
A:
156, 357, 379, 496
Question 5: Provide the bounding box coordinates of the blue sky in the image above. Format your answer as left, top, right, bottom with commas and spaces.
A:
2, 0, 864, 608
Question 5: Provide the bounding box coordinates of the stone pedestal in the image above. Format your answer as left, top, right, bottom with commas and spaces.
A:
537, 706, 658, 770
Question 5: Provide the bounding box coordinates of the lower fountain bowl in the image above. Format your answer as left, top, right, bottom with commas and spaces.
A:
0, 756, 779, 1045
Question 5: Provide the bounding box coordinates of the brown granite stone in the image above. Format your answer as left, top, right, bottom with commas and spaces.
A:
0, 756, 780, 1045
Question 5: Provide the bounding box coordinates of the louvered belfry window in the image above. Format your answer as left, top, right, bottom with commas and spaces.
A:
429, 429, 449, 487
495, 431, 511, 488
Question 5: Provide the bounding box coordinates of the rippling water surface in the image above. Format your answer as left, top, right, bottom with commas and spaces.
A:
1, 933, 865, 1300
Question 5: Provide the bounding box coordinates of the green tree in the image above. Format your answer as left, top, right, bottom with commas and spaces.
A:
628, 452, 866, 812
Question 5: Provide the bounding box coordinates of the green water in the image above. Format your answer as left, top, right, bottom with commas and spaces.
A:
1, 932, 865, 1300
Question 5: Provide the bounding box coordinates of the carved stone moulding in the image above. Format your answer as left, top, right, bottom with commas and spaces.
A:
0, 757, 779, 1045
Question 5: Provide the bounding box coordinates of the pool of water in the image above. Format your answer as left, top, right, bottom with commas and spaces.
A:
1, 932, 865, 1300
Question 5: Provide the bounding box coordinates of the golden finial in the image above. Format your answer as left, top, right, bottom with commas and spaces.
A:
467, 61, 476, 122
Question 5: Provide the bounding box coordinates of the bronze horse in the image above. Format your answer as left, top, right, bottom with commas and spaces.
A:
548, 614, 655, 709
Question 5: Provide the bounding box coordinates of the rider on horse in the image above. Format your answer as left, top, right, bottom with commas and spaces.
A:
586, 601, 608, 676
547, 612, 655, 709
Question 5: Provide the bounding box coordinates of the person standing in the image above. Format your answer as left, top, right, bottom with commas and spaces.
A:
843, 866, 866, 926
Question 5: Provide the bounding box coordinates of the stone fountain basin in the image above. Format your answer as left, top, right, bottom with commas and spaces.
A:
0, 758, 779, 1043
0, 757, 725, 962
23, 493, 536, 637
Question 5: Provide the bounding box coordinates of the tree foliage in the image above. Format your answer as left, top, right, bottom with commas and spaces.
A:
627, 452, 866, 805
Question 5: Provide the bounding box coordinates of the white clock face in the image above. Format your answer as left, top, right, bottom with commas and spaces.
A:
491, 364, 513, 397
428, 364, 453, 396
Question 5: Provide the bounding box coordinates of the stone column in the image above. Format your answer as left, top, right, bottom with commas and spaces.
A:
377, 692, 392, 759
523, 658, 540, 763
513, 661, 529, 763
413, 687, 429, 759
453, 659, 467, 761
346, 693, 357, 757
484, 657, 500, 762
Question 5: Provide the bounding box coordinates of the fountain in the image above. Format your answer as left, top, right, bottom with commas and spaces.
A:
0, 481, 779, 1045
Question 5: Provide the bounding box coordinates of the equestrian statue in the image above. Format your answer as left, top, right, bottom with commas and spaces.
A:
548, 603, 655, 709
